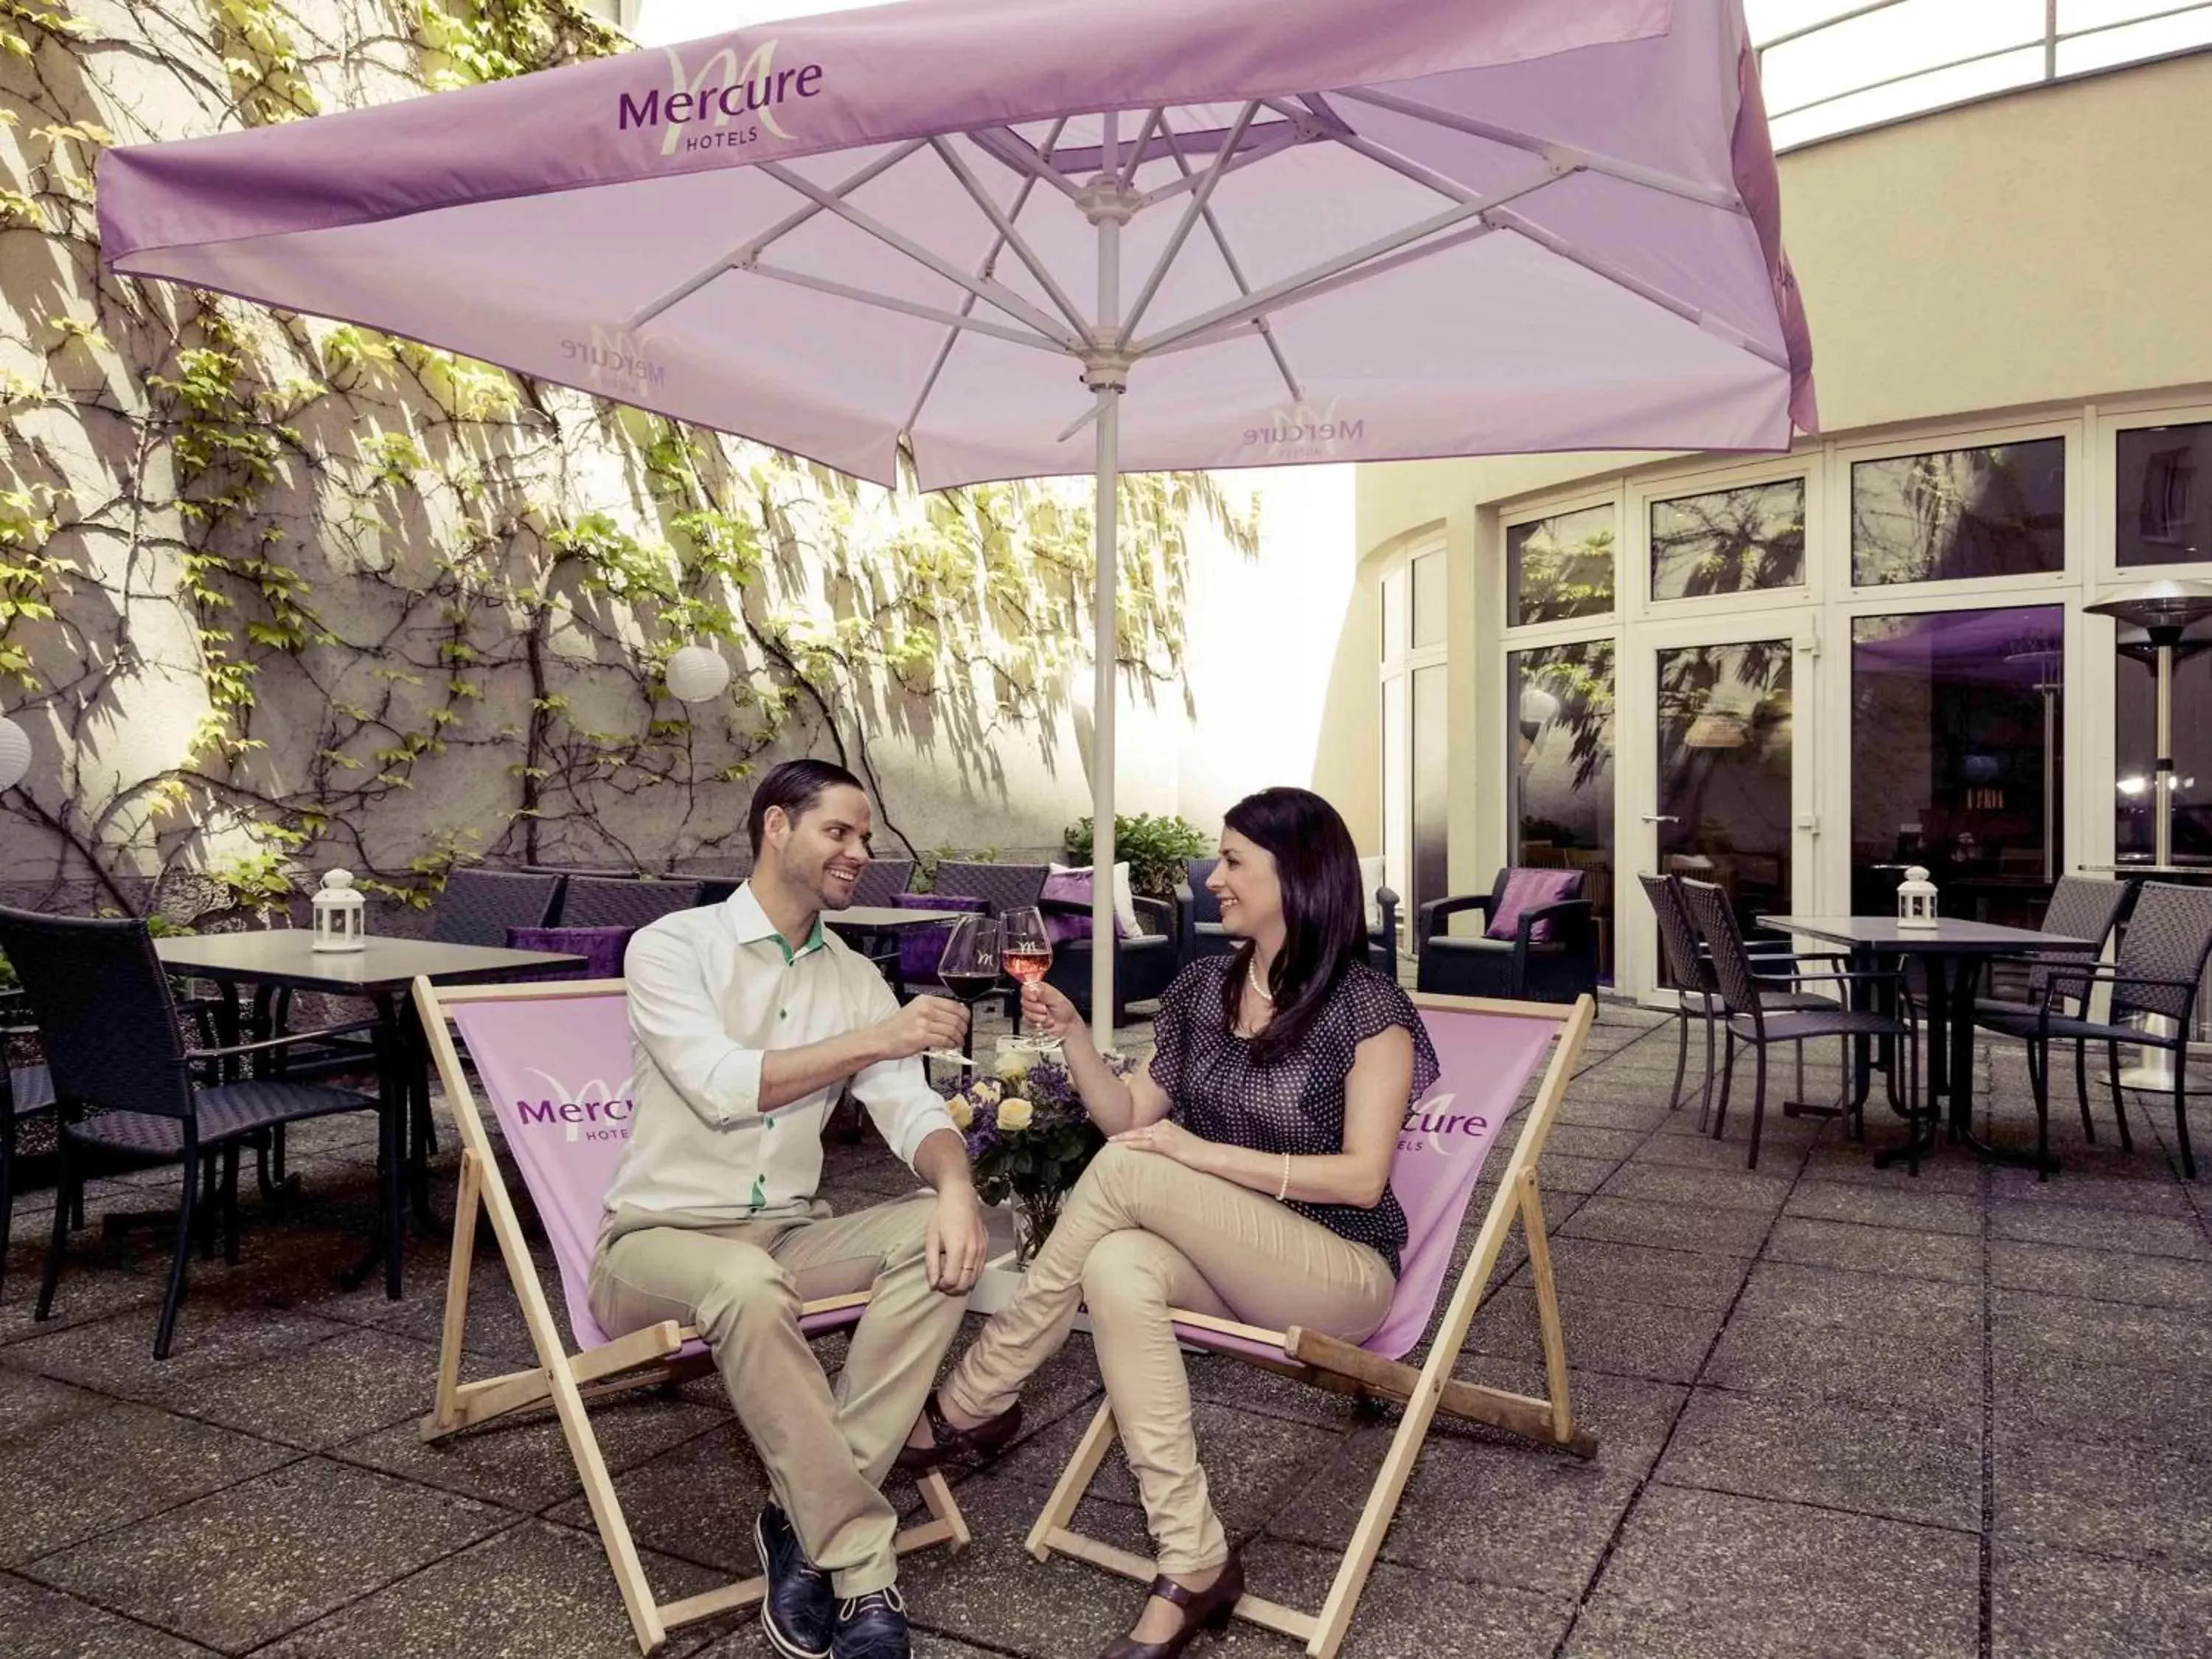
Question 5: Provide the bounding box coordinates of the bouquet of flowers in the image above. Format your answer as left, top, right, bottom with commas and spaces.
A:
945, 1047, 1132, 1265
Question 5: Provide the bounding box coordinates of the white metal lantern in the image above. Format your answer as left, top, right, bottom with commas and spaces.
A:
664, 644, 731, 704
1896, 865, 1938, 930
311, 868, 367, 953
0, 713, 30, 793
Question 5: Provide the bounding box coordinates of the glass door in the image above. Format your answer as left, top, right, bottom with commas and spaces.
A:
1620, 615, 1816, 998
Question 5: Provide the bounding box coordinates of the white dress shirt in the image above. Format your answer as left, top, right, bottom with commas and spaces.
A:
602, 882, 959, 1227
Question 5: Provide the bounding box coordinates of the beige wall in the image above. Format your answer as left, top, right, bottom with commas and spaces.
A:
1324, 51, 2212, 899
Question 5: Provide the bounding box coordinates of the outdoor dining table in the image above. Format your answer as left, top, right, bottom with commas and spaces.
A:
821, 906, 974, 933
153, 931, 582, 1293
1758, 916, 2102, 1171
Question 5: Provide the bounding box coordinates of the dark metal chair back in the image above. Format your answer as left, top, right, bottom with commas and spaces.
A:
933, 860, 1050, 917
1185, 858, 1222, 926
2031, 876, 2131, 1010
434, 869, 565, 947
1641, 873, 1708, 993
851, 860, 915, 907
0, 908, 193, 1120
558, 876, 707, 930
1679, 880, 1764, 1020
2112, 881, 2212, 1025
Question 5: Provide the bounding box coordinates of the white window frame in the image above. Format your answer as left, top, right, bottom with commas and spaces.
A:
1377, 532, 1449, 946
1629, 449, 1826, 625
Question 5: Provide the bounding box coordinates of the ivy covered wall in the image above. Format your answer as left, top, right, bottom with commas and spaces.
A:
0, 0, 1261, 918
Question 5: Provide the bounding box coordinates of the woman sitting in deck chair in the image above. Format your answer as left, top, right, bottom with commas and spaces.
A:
919, 787, 1436, 1659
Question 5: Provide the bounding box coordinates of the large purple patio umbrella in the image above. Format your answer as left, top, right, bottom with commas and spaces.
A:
99, 0, 1816, 1035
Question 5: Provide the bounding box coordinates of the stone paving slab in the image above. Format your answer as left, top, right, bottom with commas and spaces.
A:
0, 1002, 2208, 1657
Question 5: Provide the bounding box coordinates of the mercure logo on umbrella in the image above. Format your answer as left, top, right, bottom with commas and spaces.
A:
1242, 397, 1364, 458
616, 40, 827, 158
558, 324, 668, 392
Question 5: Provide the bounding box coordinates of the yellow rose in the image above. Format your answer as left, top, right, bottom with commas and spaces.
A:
969, 1079, 1004, 1107
995, 1052, 1033, 1084
995, 1098, 1034, 1132
945, 1094, 973, 1130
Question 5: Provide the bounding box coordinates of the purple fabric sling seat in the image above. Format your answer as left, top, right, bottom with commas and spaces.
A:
1030, 992, 1598, 1659
414, 978, 968, 1655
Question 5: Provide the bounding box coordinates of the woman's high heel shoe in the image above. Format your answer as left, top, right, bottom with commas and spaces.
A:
892, 1388, 1023, 1473
1098, 1551, 1245, 1659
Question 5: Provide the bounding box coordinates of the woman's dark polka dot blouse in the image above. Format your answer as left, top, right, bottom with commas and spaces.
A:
1147, 956, 1439, 1276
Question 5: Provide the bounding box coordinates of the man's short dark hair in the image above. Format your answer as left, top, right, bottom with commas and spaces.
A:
748, 758, 866, 857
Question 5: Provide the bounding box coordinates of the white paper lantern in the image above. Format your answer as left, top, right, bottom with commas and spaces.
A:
664, 645, 731, 704
0, 714, 29, 793
1518, 685, 1562, 727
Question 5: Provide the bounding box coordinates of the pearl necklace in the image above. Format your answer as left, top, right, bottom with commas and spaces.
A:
1247, 963, 1276, 1004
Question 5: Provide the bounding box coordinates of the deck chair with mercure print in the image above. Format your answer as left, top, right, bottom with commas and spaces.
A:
1026, 990, 1596, 1659
411, 975, 969, 1657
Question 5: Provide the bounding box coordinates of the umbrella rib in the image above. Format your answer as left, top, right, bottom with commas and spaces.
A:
1132, 124, 1300, 211
901, 121, 1072, 450
968, 126, 1086, 200
625, 139, 928, 332
1143, 219, 1499, 359
1263, 97, 1482, 209
742, 260, 1068, 354
1155, 114, 1302, 402
928, 136, 1091, 340
754, 159, 1079, 349
1333, 86, 1747, 214
1119, 102, 1260, 343
1131, 159, 1566, 358
1486, 208, 1790, 370
1117, 108, 1165, 187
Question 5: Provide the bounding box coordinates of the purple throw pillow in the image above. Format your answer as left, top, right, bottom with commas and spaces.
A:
506, 924, 634, 980
896, 891, 987, 983
1485, 869, 1582, 944
1040, 869, 1130, 946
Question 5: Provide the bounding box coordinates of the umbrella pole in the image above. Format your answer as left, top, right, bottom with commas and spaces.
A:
1088, 116, 1124, 1051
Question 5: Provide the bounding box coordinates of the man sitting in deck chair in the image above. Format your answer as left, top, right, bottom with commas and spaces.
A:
592, 759, 993, 1659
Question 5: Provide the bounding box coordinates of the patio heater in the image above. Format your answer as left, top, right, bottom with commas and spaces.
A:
2085, 579, 2212, 869
2084, 579, 2212, 1093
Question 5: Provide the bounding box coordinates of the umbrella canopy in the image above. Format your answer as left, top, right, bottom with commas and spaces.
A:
100, 0, 1816, 1033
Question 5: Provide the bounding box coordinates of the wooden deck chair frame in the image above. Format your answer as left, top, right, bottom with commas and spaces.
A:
411, 975, 970, 1657
1025, 991, 1596, 1659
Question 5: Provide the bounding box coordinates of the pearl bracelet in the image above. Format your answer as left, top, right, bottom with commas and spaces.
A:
1275, 1151, 1291, 1202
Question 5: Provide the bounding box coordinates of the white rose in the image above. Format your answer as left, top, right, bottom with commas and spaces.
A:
996, 1051, 1034, 1083
996, 1097, 1034, 1132
945, 1094, 973, 1130
969, 1079, 1004, 1107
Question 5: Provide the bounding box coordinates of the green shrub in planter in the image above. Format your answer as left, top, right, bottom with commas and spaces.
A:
1062, 813, 1210, 900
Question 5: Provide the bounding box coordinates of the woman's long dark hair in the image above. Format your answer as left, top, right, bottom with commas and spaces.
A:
1217, 787, 1370, 1065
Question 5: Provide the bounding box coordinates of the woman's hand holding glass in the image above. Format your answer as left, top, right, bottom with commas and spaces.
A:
1018, 978, 1082, 1040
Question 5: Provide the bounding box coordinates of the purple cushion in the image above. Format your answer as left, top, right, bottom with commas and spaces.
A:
1039, 869, 1131, 947
506, 925, 634, 980
896, 891, 988, 981
1485, 869, 1582, 945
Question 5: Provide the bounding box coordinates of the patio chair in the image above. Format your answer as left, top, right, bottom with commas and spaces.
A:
1975, 880, 2212, 1178
850, 858, 916, 907
1639, 874, 1846, 1128
1040, 890, 1178, 1025
1, 986, 62, 1298
1678, 880, 1921, 1171
414, 977, 968, 1656
435, 868, 568, 946
1026, 992, 1596, 1659
1966, 875, 2132, 1147
0, 907, 394, 1357
1416, 868, 1599, 1005
555, 875, 706, 931
931, 859, 1051, 917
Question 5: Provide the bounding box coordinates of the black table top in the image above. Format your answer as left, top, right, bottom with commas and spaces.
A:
1758, 915, 2101, 954
154, 931, 582, 993
822, 906, 974, 930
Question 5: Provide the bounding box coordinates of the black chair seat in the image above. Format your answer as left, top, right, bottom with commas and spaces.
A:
1727, 1007, 1908, 1045
67, 1079, 375, 1158
7, 1063, 54, 1116
1425, 934, 1568, 960
1972, 1005, 2143, 1046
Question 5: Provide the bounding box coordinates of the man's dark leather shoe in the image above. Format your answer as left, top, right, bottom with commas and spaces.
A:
831, 1587, 911, 1659
754, 1503, 834, 1659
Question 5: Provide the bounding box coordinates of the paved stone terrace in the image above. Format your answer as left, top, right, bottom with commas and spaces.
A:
0, 1005, 2208, 1658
